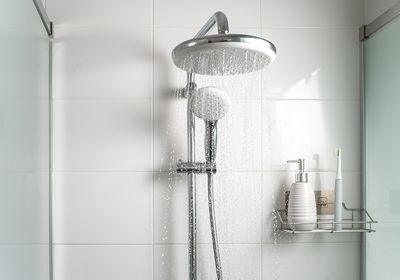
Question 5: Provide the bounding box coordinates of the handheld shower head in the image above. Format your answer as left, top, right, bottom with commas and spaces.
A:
191, 87, 230, 163
191, 86, 230, 121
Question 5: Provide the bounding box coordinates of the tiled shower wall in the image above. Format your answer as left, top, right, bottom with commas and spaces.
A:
47, 0, 363, 279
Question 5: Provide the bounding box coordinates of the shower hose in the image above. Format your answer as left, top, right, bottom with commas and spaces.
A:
207, 172, 223, 280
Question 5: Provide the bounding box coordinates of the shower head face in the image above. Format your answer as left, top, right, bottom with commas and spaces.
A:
191, 87, 230, 122
172, 34, 276, 76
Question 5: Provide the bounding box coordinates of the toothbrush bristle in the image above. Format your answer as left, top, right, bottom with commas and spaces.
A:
336, 148, 342, 156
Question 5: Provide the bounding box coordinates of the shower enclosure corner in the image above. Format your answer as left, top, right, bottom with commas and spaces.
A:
0, 1, 53, 280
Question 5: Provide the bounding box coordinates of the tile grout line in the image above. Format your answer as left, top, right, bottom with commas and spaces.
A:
50, 97, 361, 101
49, 170, 363, 174
50, 241, 362, 246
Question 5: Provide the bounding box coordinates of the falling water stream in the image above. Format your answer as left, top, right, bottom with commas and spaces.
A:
159, 49, 272, 280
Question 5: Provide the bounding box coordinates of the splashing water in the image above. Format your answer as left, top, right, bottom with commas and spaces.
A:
179, 49, 271, 76
160, 52, 271, 279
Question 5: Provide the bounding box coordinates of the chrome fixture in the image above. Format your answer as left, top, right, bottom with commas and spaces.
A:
172, 12, 276, 75
32, 0, 53, 37
172, 11, 277, 280
359, 1, 400, 41
191, 87, 229, 280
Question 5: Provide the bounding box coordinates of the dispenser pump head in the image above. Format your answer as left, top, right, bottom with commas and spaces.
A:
287, 159, 308, 183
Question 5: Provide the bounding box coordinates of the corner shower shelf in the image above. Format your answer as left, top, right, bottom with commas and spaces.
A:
275, 203, 377, 234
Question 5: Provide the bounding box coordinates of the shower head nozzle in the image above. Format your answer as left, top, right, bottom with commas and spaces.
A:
191, 87, 230, 122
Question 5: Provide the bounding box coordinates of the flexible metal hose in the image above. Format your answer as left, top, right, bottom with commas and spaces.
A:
207, 173, 223, 280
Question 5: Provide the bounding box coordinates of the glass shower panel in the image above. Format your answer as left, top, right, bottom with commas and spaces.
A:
364, 16, 400, 280
0, 1, 51, 280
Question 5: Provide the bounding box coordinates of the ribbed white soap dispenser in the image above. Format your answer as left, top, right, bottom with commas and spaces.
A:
287, 159, 317, 231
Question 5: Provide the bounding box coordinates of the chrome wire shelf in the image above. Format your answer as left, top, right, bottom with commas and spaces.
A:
275, 203, 378, 234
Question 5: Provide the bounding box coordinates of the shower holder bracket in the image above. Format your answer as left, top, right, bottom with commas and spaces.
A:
176, 160, 217, 174
176, 82, 197, 98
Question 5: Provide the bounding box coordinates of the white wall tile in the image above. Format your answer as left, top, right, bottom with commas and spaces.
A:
153, 173, 187, 244
262, 100, 361, 172
0, 172, 49, 244
154, 28, 195, 100
154, 172, 262, 244
261, 28, 360, 100
262, 172, 361, 243
261, 0, 363, 28
155, 244, 261, 280
153, 98, 187, 172
54, 245, 152, 280
47, 0, 152, 27
154, 0, 260, 28
154, 98, 262, 172
53, 99, 152, 171
52, 27, 152, 99
0, 245, 49, 280
53, 172, 152, 244
262, 242, 360, 280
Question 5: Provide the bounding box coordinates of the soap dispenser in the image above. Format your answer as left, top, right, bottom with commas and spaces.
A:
287, 159, 317, 231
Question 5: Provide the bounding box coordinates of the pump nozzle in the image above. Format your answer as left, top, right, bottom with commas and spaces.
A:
287, 159, 308, 183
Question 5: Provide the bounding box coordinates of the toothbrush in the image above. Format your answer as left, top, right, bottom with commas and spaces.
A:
334, 148, 343, 231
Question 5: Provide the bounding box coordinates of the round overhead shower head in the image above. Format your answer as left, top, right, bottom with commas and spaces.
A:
172, 33, 276, 76
191, 87, 230, 122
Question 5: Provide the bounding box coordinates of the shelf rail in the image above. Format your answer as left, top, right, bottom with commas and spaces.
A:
275, 203, 377, 234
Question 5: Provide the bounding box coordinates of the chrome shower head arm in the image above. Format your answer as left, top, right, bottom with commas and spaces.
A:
195, 11, 229, 38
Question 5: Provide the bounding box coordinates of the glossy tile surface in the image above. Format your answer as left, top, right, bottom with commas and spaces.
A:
262, 0, 362, 28
262, 100, 360, 171
54, 245, 152, 280
53, 172, 153, 244
47, 0, 152, 27
52, 27, 152, 99
262, 242, 360, 280
261, 29, 360, 100
154, 0, 260, 28
53, 99, 153, 171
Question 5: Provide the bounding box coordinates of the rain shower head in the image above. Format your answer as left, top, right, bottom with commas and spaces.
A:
172, 33, 277, 75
